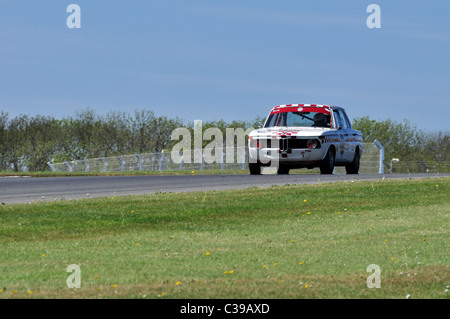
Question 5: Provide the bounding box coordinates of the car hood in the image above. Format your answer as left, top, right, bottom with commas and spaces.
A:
249, 127, 336, 138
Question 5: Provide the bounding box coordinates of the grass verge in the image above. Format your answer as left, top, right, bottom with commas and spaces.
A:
0, 169, 249, 178
0, 177, 448, 299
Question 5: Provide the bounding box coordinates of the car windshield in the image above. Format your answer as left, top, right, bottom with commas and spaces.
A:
264, 111, 332, 128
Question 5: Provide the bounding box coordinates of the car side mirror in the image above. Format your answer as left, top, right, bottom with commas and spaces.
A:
337, 125, 343, 130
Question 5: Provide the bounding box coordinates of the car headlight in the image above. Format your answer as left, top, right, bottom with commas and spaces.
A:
307, 139, 318, 149
249, 138, 261, 149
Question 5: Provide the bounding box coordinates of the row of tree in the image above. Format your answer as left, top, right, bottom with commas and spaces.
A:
352, 116, 449, 166
0, 109, 263, 171
0, 109, 448, 171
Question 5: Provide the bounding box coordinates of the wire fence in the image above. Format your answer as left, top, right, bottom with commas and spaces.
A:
388, 160, 450, 174
335, 142, 382, 174
47, 143, 368, 174
48, 148, 248, 173
47, 142, 449, 174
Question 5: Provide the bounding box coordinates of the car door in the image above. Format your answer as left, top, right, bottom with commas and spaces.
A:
332, 110, 346, 163
337, 109, 356, 162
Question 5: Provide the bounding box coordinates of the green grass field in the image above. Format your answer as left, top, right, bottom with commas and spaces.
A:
0, 177, 449, 299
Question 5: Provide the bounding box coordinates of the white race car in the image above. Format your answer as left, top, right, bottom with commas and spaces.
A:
248, 104, 363, 175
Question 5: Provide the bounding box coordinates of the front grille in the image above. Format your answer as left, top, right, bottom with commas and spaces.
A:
257, 138, 320, 149
288, 139, 308, 149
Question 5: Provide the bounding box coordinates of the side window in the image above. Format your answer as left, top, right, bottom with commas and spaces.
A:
333, 111, 343, 129
338, 110, 352, 129
265, 113, 279, 127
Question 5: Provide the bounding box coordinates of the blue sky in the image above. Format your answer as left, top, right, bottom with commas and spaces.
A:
1, 0, 449, 131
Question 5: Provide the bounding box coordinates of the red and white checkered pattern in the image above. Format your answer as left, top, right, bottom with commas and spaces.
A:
273, 104, 333, 109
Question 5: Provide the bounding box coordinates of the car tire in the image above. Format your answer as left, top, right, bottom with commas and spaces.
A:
277, 165, 290, 175
249, 163, 262, 175
320, 148, 335, 175
346, 149, 360, 174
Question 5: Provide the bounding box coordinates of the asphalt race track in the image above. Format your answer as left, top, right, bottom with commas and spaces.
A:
1, 173, 449, 204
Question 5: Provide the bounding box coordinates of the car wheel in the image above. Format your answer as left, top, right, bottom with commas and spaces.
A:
320, 148, 335, 175
346, 149, 360, 174
277, 165, 290, 175
249, 163, 262, 175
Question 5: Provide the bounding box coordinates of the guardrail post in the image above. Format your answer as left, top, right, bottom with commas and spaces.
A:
221, 148, 225, 170
156, 151, 165, 171
417, 160, 428, 173
82, 158, 89, 172
116, 155, 125, 172
64, 161, 73, 172
201, 152, 204, 170
99, 156, 107, 172
194, 148, 204, 170
179, 151, 184, 170
47, 162, 56, 172
373, 139, 385, 174
135, 153, 143, 171
241, 147, 246, 170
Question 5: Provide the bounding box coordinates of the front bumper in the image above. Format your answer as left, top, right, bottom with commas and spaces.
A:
248, 147, 327, 167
